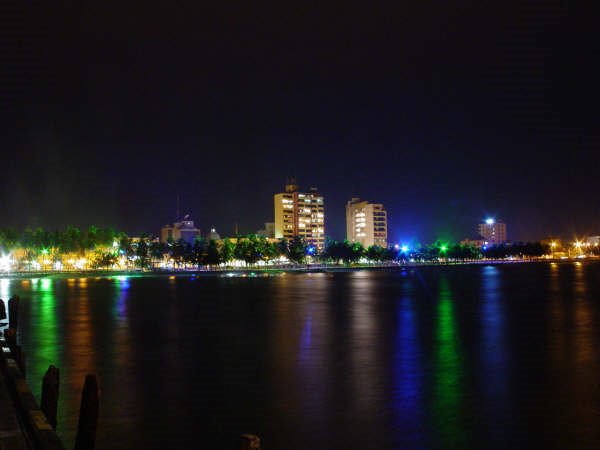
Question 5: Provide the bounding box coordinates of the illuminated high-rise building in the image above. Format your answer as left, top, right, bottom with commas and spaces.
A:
274, 180, 325, 250
346, 198, 388, 248
478, 218, 507, 245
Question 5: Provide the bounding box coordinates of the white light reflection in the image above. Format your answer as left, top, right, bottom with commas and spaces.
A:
349, 271, 381, 413
0, 278, 10, 300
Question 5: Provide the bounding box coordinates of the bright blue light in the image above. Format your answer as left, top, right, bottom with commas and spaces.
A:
485, 218, 495, 225
482, 245, 488, 250
115, 275, 130, 290
306, 245, 316, 255
401, 245, 409, 253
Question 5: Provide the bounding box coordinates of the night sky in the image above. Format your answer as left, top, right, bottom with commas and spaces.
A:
3, 2, 598, 244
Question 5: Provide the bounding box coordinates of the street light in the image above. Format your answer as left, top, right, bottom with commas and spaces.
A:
571, 240, 583, 259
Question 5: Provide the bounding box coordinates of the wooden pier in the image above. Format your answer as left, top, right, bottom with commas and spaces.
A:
1, 295, 101, 450
1, 296, 65, 449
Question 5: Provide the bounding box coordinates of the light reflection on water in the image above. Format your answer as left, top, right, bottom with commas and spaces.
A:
434, 276, 465, 448
350, 272, 381, 416
1, 278, 10, 301
32, 277, 60, 379
480, 266, 505, 377
392, 277, 422, 446
1, 263, 600, 449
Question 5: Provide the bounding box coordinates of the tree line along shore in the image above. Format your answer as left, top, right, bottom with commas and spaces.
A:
0, 226, 572, 273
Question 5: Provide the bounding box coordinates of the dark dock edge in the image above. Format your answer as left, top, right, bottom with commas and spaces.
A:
0, 334, 65, 450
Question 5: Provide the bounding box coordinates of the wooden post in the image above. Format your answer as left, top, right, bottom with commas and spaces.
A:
0, 298, 6, 321
8, 295, 20, 329
41, 365, 60, 429
4, 327, 17, 348
19, 348, 26, 377
11, 344, 25, 374
237, 434, 261, 450
74, 374, 99, 450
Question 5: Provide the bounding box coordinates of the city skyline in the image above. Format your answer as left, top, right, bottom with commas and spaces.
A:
3, 4, 600, 450
2, 3, 597, 243
0, 180, 597, 245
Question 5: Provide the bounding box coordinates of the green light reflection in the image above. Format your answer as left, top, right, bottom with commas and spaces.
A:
41, 277, 52, 292
434, 276, 465, 447
29, 277, 60, 398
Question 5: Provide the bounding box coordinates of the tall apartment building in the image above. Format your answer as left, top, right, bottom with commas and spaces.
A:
478, 218, 507, 245
274, 180, 325, 250
346, 198, 388, 248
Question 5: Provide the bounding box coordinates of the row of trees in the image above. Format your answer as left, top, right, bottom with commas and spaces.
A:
1, 226, 554, 270
320, 240, 548, 263
117, 235, 313, 269
143, 237, 550, 267
0, 226, 121, 254
481, 242, 548, 259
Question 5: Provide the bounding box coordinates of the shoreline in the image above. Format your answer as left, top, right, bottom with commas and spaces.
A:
1, 257, 596, 280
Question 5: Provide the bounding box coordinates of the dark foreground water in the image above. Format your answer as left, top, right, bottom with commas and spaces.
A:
2, 262, 600, 449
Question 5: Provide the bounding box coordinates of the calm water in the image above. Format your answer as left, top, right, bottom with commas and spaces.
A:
2, 262, 600, 449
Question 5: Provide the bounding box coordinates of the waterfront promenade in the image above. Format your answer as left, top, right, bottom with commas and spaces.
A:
1, 256, 593, 280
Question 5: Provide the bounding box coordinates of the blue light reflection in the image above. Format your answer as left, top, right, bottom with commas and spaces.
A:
392, 283, 422, 444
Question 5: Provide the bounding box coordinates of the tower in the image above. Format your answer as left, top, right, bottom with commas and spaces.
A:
274, 181, 325, 250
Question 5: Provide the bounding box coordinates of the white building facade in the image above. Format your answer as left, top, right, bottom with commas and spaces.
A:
346, 198, 387, 248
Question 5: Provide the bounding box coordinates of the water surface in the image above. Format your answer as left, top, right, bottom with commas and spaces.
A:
3, 262, 600, 449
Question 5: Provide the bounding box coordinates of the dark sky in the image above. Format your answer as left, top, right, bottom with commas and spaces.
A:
3, 2, 598, 243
